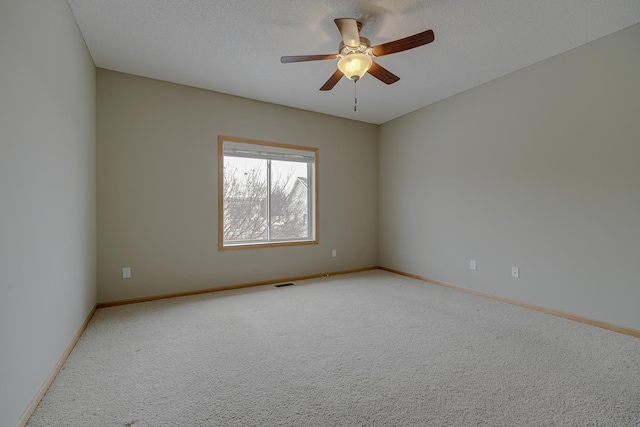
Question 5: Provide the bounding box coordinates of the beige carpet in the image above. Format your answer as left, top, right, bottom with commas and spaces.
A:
28, 270, 640, 426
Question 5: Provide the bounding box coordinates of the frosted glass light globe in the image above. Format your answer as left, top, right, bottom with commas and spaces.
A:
337, 53, 372, 81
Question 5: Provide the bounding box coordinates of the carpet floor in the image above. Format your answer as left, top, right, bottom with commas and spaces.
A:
27, 270, 640, 426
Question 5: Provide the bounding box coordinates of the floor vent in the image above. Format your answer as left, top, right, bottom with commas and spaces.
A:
274, 283, 294, 288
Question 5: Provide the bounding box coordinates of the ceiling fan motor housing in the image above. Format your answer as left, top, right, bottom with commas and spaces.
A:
338, 37, 372, 57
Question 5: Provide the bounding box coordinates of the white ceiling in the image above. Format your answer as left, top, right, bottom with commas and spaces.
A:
67, 0, 640, 125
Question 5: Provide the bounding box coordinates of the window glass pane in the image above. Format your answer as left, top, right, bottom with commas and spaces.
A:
270, 160, 309, 240
223, 157, 267, 243
219, 137, 317, 249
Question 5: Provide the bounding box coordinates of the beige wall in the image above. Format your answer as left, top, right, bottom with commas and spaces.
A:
97, 70, 378, 303
0, 1, 96, 426
379, 24, 640, 330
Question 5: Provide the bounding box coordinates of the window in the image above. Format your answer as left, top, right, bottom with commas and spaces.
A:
218, 136, 318, 249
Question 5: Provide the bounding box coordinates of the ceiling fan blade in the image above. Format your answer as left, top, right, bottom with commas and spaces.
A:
334, 18, 360, 47
372, 29, 434, 57
281, 54, 338, 63
367, 61, 400, 85
319, 69, 344, 91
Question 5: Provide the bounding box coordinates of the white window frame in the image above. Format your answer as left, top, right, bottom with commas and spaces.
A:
218, 136, 319, 250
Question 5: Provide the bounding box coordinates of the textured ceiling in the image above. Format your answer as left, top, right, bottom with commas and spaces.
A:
67, 0, 640, 124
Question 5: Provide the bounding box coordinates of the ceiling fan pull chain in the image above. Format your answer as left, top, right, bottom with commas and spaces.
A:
354, 80, 358, 112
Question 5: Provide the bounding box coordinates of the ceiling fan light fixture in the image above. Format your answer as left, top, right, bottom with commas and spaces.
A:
337, 53, 372, 81
281, 18, 434, 91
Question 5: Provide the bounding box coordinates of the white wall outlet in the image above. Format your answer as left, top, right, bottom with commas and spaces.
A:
331, 249, 337, 258
122, 267, 131, 279
470, 260, 477, 271
511, 267, 519, 278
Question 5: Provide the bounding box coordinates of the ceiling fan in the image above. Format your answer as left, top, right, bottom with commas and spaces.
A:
281, 18, 435, 91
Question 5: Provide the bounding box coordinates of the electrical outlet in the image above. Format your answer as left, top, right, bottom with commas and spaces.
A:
332, 249, 337, 258
470, 260, 477, 271
511, 267, 519, 278
122, 267, 131, 279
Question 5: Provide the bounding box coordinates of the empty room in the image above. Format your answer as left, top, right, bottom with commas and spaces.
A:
1, 0, 639, 426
